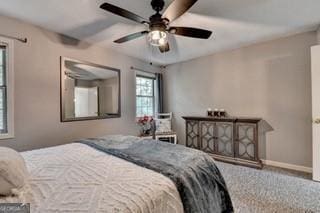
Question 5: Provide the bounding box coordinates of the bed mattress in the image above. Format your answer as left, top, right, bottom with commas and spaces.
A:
0, 143, 184, 213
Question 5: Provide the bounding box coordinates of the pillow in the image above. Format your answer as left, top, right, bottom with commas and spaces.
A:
0, 147, 29, 196
155, 118, 172, 133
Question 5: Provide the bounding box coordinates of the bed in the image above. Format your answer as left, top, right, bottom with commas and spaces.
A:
0, 135, 233, 213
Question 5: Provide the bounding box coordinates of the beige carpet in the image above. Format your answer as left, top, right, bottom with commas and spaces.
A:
216, 162, 320, 213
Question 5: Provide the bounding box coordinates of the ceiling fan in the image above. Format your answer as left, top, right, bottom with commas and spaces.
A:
100, 0, 212, 53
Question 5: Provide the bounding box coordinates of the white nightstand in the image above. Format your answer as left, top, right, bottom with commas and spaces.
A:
155, 132, 177, 144
140, 132, 177, 144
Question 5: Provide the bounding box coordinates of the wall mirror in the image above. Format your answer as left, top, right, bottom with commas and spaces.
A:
60, 57, 121, 122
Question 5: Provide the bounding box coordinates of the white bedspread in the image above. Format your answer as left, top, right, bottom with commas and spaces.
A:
0, 143, 184, 213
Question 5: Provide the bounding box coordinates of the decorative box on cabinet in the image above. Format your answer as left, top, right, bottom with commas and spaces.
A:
183, 116, 264, 169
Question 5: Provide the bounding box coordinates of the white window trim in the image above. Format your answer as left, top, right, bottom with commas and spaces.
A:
135, 71, 156, 118
0, 36, 14, 139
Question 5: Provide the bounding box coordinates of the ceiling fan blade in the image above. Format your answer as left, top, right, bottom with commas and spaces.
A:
100, 3, 149, 24
169, 27, 212, 39
159, 42, 170, 53
162, 0, 197, 22
114, 31, 149, 43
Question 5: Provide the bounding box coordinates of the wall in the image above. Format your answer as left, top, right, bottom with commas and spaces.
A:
164, 32, 317, 167
0, 15, 160, 151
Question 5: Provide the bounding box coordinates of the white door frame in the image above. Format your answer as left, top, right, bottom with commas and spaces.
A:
311, 45, 320, 182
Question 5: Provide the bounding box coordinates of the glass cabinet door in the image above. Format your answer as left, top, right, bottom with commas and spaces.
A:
200, 121, 215, 154
235, 123, 258, 161
215, 122, 234, 157
186, 120, 199, 149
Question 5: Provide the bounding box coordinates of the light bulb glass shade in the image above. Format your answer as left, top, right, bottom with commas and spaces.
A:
148, 30, 167, 46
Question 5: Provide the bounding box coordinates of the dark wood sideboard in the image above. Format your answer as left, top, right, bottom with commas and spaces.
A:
182, 116, 263, 169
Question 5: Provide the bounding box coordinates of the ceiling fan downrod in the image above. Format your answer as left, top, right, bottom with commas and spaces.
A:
151, 0, 165, 13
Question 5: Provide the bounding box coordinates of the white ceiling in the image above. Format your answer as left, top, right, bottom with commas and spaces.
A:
0, 0, 320, 65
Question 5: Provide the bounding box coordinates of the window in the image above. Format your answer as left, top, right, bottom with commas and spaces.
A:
136, 75, 155, 117
0, 45, 7, 133
0, 37, 14, 139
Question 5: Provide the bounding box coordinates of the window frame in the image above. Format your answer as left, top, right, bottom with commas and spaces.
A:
0, 37, 14, 139
135, 73, 156, 118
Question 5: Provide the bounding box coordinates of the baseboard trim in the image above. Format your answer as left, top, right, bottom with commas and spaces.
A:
261, 159, 312, 173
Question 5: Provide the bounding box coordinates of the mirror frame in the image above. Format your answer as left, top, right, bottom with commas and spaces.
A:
60, 57, 121, 122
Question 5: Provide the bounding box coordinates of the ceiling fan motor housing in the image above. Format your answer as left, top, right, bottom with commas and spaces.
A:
149, 13, 167, 32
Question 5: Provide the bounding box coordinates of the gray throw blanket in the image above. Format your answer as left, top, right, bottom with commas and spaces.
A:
76, 135, 233, 213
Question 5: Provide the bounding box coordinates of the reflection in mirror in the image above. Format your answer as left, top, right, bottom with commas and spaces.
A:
74, 86, 98, 117
61, 57, 120, 121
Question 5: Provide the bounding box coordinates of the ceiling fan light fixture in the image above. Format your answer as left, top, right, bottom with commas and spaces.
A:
148, 30, 167, 46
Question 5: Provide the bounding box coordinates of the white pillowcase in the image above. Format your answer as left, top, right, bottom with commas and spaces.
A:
155, 118, 172, 133
0, 147, 29, 196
